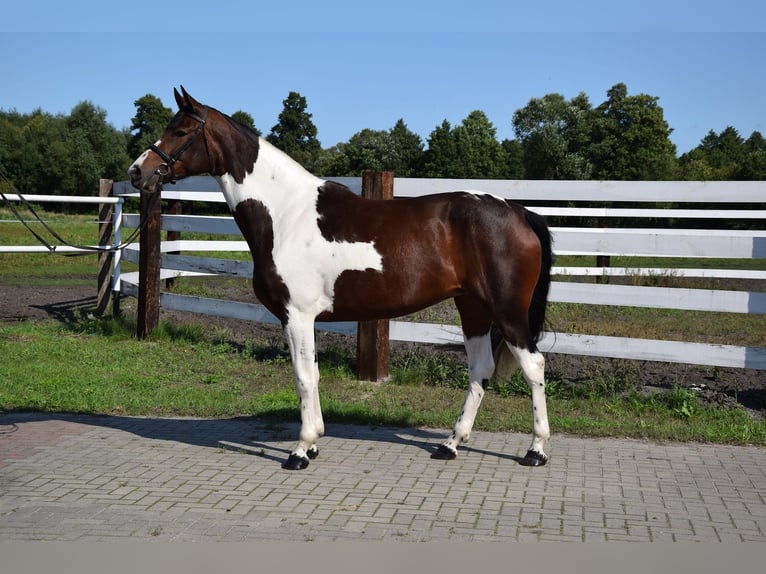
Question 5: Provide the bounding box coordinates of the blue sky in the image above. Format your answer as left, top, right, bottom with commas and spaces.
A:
2, 2, 765, 155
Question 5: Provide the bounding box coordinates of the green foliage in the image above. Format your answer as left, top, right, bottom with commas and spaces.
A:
421, 111, 509, 178
266, 91, 322, 172
513, 84, 678, 181
230, 110, 261, 136
512, 92, 594, 179
324, 119, 424, 177
0, 103, 130, 199
589, 83, 677, 180
127, 94, 174, 160
679, 127, 766, 180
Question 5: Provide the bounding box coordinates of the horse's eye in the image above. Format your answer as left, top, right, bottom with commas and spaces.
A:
174, 130, 187, 137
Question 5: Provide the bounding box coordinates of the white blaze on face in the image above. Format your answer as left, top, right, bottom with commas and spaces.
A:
128, 140, 161, 175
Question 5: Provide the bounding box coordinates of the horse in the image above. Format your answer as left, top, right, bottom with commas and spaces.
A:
128, 87, 553, 471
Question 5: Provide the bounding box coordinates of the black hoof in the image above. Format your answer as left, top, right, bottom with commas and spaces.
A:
307, 446, 319, 460
519, 449, 548, 467
282, 453, 310, 470
431, 444, 457, 460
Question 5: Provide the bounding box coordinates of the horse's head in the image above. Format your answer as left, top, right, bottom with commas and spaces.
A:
128, 86, 212, 192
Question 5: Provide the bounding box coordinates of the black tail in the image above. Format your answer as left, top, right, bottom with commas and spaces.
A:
524, 209, 553, 347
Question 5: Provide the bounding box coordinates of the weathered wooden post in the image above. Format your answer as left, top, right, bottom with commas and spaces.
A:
96, 179, 114, 316
357, 171, 393, 381
136, 190, 162, 338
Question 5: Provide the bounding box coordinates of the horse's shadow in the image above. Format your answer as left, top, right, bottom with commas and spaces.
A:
2, 411, 527, 467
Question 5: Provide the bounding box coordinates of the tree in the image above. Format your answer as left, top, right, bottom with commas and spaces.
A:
588, 83, 676, 180
0, 109, 55, 194
231, 110, 261, 136
327, 119, 424, 176
740, 131, 766, 180
512, 92, 593, 180
679, 127, 766, 180
421, 112, 507, 178
388, 119, 424, 177
128, 94, 173, 159
1, 103, 129, 197
66, 101, 130, 184
501, 139, 525, 179
266, 91, 321, 171
313, 144, 348, 177
420, 120, 457, 177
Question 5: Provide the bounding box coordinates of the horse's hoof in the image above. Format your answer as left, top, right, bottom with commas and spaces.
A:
282, 453, 310, 470
431, 444, 457, 460
519, 449, 547, 467
307, 446, 319, 460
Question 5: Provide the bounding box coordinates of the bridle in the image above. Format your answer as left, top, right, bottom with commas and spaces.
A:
148, 106, 211, 184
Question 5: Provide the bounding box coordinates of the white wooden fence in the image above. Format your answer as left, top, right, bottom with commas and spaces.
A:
110, 177, 766, 370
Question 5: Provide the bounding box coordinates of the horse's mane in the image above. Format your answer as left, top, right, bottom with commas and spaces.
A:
224, 112, 262, 143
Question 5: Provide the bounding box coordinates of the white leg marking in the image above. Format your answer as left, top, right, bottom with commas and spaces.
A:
283, 312, 324, 461
442, 332, 495, 454
509, 345, 550, 458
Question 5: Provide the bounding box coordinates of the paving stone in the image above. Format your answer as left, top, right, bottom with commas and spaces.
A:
1, 412, 765, 541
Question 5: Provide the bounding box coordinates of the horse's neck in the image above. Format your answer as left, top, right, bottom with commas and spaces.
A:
215, 138, 323, 214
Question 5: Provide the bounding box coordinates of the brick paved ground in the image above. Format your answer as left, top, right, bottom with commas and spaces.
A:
1, 412, 764, 541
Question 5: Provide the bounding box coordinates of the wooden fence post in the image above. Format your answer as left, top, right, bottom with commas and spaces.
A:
357, 171, 393, 381
137, 190, 162, 338
96, 179, 114, 316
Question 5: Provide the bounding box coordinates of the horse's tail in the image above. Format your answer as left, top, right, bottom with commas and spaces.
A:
524, 208, 553, 348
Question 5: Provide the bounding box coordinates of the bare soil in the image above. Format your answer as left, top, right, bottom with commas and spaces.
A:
1, 282, 764, 416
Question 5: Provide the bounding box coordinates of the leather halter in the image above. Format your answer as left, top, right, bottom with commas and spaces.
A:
149, 107, 210, 184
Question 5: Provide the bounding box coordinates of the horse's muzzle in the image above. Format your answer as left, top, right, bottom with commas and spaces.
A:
128, 165, 160, 193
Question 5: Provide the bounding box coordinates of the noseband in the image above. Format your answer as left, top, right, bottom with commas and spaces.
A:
149, 107, 210, 184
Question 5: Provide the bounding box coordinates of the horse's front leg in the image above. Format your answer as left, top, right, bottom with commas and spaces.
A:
282, 313, 324, 470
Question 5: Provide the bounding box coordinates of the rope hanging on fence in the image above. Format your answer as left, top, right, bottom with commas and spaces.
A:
0, 170, 157, 256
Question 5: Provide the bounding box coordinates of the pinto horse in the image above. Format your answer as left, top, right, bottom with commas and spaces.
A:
129, 87, 553, 471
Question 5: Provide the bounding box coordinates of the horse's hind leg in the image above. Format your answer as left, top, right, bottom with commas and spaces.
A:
508, 344, 550, 466
431, 332, 495, 459
432, 296, 494, 460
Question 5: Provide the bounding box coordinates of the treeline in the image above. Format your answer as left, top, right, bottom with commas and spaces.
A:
1, 83, 764, 199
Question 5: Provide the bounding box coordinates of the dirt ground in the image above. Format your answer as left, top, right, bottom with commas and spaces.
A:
1, 283, 764, 416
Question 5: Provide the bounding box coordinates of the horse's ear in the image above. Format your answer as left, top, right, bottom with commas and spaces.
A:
174, 87, 184, 110
179, 85, 201, 111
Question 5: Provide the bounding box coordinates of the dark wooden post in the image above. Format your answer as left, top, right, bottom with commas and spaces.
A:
137, 190, 162, 338
96, 179, 114, 316
357, 171, 393, 381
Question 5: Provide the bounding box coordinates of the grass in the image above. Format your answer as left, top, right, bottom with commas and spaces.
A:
1, 316, 764, 445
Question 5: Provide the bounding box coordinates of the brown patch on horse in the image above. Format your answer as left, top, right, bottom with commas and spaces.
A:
232, 198, 290, 323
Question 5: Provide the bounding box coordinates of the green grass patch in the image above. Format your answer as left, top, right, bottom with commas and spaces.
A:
1, 317, 764, 445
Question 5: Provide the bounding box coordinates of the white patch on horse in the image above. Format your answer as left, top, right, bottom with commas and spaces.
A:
437, 332, 495, 457
129, 140, 161, 171
462, 189, 507, 203
216, 138, 383, 315
508, 344, 550, 457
